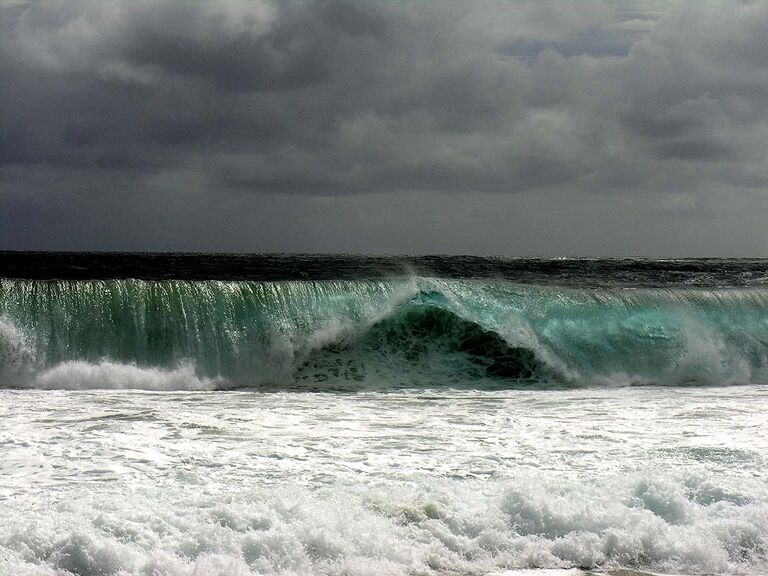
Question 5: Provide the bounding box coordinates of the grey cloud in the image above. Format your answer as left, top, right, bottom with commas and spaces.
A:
1, 0, 767, 254
654, 140, 734, 162
500, 26, 648, 60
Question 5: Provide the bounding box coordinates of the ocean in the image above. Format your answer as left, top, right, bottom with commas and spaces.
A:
0, 254, 766, 576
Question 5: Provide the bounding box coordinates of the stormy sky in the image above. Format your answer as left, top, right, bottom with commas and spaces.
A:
1, 0, 767, 256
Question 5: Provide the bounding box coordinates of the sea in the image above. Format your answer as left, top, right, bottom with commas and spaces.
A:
0, 253, 766, 576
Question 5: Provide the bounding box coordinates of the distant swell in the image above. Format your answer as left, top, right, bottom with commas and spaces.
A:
2, 278, 768, 390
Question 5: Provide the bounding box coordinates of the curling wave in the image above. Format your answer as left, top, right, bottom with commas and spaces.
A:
1, 278, 768, 389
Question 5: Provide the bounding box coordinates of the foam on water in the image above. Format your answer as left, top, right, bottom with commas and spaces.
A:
2, 471, 767, 575
1, 387, 766, 575
30, 360, 225, 391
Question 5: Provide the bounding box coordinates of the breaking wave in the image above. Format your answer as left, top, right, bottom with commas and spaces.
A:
1, 278, 767, 389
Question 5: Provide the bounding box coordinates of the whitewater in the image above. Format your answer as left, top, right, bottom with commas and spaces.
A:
0, 255, 767, 575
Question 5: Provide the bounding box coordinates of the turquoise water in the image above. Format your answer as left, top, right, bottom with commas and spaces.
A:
2, 278, 767, 388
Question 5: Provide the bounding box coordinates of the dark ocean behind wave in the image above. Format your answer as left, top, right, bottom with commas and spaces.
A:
3, 251, 768, 286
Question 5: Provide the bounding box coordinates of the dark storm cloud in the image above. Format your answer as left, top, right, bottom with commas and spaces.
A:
1, 0, 767, 254
500, 27, 647, 59
654, 140, 734, 162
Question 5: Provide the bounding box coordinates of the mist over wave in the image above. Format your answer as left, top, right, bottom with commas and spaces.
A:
2, 278, 767, 390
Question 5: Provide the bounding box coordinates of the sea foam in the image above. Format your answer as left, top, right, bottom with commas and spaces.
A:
1, 475, 766, 576
30, 360, 225, 391
1, 386, 766, 576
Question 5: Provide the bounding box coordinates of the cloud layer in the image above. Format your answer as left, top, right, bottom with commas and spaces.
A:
1, 0, 767, 255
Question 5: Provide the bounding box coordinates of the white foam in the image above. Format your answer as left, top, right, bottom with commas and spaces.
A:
1, 476, 765, 576
30, 360, 227, 390
2, 384, 766, 575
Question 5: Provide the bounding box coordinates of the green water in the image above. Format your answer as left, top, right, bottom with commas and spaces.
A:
1, 278, 768, 388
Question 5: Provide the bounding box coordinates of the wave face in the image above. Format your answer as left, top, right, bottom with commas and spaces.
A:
1, 278, 768, 389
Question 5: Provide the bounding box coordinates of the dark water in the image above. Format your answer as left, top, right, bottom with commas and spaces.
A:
2, 251, 767, 286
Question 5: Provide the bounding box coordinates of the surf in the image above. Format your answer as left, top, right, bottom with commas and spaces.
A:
1, 278, 767, 389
